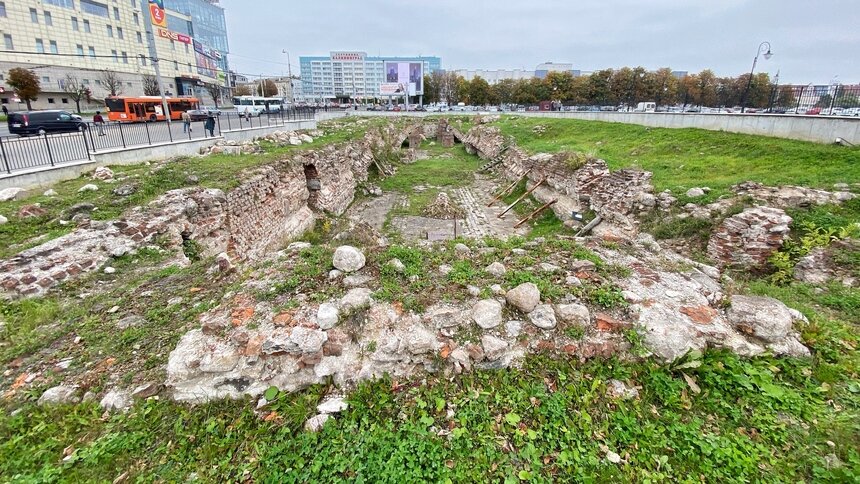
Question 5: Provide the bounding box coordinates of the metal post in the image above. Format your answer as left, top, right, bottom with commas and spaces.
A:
118, 122, 126, 148
44, 133, 55, 166
81, 129, 91, 161
87, 123, 97, 151
795, 86, 804, 114
829, 85, 839, 115
227, 113, 231, 131
139, 0, 171, 125
0, 137, 10, 174
217, 115, 221, 136
145, 120, 152, 145
167, 120, 173, 142
741, 41, 772, 113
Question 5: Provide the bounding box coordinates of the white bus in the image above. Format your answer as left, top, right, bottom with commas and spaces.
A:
232, 96, 286, 116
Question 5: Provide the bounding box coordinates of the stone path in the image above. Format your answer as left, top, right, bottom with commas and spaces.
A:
453, 175, 527, 239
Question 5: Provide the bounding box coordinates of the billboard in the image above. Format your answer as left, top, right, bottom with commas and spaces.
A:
193, 39, 219, 79
157, 27, 191, 44
382, 61, 423, 95
148, 0, 166, 28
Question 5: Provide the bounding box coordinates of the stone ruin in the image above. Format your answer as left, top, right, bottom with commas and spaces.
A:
0, 116, 834, 407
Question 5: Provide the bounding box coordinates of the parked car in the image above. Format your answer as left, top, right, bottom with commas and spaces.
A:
201, 107, 222, 116
805, 107, 822, 115
7, 110, 88, 137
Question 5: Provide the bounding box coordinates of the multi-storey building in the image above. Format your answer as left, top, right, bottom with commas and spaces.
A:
299, 51, 442, 102
0, 0, 230, 111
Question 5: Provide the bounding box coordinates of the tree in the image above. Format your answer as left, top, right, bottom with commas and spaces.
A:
775, 86, 797, 109
61, 75, 92, 113
695, 69, 719, 107
586, 69, 613, 106
652, 68, 679, 107
492, 78, 516, 106
465, 77, 492, 106
7, 68, 41, 110
142, 74, 160, 96
99, 70, 123, 96
545, 71, 576, 103
423, 74, 439, 104
205, 84, 222, 107
234, 84, 252, 96
256, 79, 277, 97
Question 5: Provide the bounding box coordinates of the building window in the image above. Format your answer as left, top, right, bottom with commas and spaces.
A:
80, 0, 108, 17
139, 54, 146, 66
0, 2, 5, 18
36, 39, 45, 53
88, 46, 96, 58
44, 0, 75, 7
30, 8, 39, 23
136, 32, 142, 43
42, 76, 50, 83
82, 79, 89, 85
84, 20, 91, 32
117, 27, 123, 39
71, 16, 79, 30
184, 43, 189, 53
171, 40, 175, 51
50, 40, 58, 54
174, 61, 178, 70
122, 51, 128, 63
76, 44, 84, 56
126, 82, 132, 87
133, 12, 139, 25
113, 7, 119, 20
44, 11, 53, 26
107, 25, 113, 37
3, 34, 12, 50
112, 49, 118, 62
62, 98, 69, 103
48, 98, 56, 104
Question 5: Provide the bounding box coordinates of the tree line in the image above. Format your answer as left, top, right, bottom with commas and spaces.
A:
422, 67, 797, 108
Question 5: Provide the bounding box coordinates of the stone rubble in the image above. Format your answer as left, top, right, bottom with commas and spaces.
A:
707, 206, 792, 269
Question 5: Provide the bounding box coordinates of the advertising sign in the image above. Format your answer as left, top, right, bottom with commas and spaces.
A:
148, 0, 166, 28
193, 39, 218, 78
157, 27, 191, 44
383, 61, 423, 95
380, 83, 406, 96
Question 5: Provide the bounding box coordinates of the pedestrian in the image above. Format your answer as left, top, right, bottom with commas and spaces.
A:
93, 111, 106, 136
1, 105, 7, 116
204, 114, 216, 137
243, 107, 251, 121
181, 110, 192, 133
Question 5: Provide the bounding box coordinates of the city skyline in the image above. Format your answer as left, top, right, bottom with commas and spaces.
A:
220, 0, 859, 85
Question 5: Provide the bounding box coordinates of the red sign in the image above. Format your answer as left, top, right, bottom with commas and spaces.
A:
149, 4, 166, 27
157, 28, 191, 44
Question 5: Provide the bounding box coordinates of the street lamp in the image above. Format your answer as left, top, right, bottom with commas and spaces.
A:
740, 41, 773, 113
281, 49, 295, 105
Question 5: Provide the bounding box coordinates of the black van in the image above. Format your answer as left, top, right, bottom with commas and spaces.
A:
7, 110, 88, 137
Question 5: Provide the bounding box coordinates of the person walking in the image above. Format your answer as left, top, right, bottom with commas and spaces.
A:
1, 105, 7, 117
181, 111, 192, 133
93, 111, 106, 136
204, 114, 216, 138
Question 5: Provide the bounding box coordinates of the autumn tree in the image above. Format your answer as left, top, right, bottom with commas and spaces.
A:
100, 70, 123, 96
256, 79, 278, 97
142, 74, 160, 95
62, 75, 92, 113
775, 86, 797, 109
586, 69, 613, 106
465, 77, 492, 105
652, 67, 679, 107
7, 68, 40, 110
233, 84, 252, 96
423, 74, 439, 104
492, 78, 516, 105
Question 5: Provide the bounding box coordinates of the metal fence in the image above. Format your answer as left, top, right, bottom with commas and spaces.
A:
1, 107, 315, 175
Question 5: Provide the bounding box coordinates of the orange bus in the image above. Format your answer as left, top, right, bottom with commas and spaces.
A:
104, 96, 199, 122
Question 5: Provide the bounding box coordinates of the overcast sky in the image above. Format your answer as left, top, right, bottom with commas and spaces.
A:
219, 0, 858, 85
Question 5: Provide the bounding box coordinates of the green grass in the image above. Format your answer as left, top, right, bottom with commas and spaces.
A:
495, 116, 860, 197
379, 143, 479, 216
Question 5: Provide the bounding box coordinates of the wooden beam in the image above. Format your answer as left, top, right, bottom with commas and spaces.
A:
487, 171, 530, 207
514, 199, 558, 228
574, 215, 603, 237
497, 178, 545, 219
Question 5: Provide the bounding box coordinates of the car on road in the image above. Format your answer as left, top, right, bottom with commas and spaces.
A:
805, 107, 822, 115
7, 110, 88, 137
186, 109, 211, 121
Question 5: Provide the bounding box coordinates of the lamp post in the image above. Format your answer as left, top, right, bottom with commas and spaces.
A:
281, 50, 295, 105
740, 41, 773, 113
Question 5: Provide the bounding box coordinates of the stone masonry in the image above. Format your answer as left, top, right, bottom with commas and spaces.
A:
707, 206, 793, 269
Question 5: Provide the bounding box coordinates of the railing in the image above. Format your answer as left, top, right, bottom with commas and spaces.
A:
0, 107, 316, 175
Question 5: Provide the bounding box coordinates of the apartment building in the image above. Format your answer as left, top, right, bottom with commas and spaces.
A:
0, 0, 229, 111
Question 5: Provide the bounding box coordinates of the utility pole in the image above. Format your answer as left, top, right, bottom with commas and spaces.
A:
139, 0, 171, 124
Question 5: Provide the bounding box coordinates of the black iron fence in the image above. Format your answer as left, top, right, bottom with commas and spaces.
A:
1, 107, 315, 175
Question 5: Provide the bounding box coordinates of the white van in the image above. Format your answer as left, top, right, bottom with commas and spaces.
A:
635, 102, 656, 113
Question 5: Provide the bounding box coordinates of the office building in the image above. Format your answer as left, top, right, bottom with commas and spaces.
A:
299, 51, 442, 102
0, 0, 230, 110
